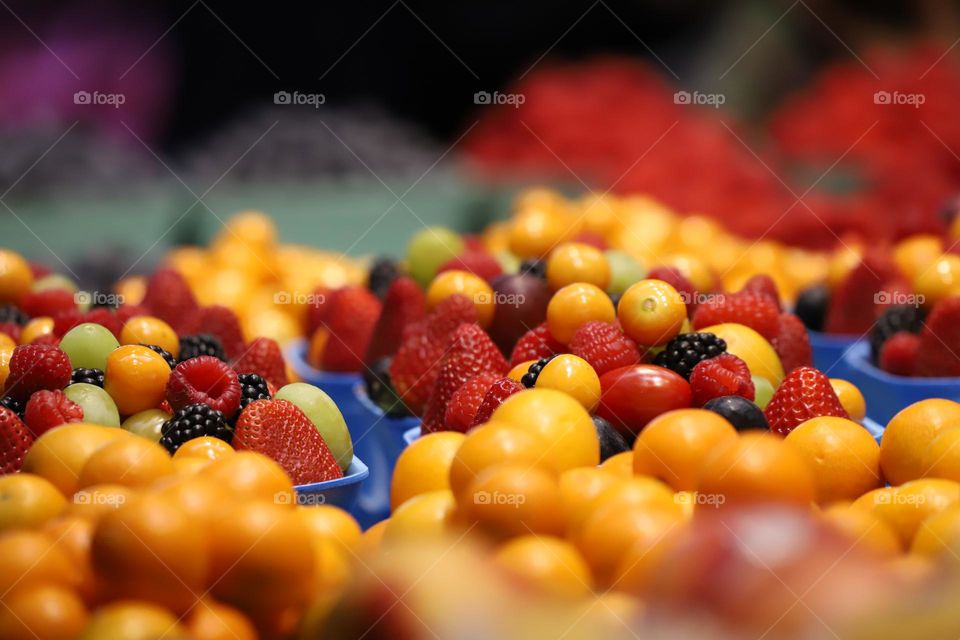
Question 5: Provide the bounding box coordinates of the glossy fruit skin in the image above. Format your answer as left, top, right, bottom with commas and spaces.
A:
274, 383, 352, 472
448, 423, 550, 499
698, 323, 785, 386
391, 431, 466, 511
104, 345, 171, 416
872, 479, 960, 546
20, 317, 54, 345
121, 409, 170, 442
923, 429, 960, 482
64, 383, 121, 427
596, 365, 692, 438
0, 473, 67, 532
0, 250, 33, 304
406, 226, 465, 286
494, 535, 593, 598
829, 378, 866, 422
546, 242, 611, 291
546, 283, 616, 344
911, 504, 960, 557
22, 423, 127, 496
617, 279, 687, 346
459, 463, 565, 539
592, 415, 630, 461
59, 322, 121, 371
487, 274, 550, 354
703, 395, 768, 431
119, 315, 180, 358
534, 354, 601, 412
0, 584, 88, 640
383, 490, 457, 543
77, 436, 175, 490
426, 270, 495, 328
880, 399, 960, 485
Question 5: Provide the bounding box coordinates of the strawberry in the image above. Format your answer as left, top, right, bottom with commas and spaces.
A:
771, 313, 813, 374
692, 290, 780, 340
233, 337, 289, 389
510, 322, 564, 366
421, 324, 509, 433
689, 354, 755, 406
0, 406, 34, 474
319, 287, 382, 373
740, 274, 781, 309
365, 277, 426, 363
4, 344, 72, 401
389, 295, 478, 415
437, 251, 503, 282
763, 366, 849, 435
304, 286, 333, 337
471, 377, 525, 427
880, 331, 921, 376
181, 306, 246, 361
443, 372, 499, 432
24, 389, 84, 437
915, 297, 960, 377
234, 399, 343, 484
569, 321, 641, 376
648, 266, 699, 313
19, 289, 76, 319
141, 268, 198, 333
824, 252, 900, 335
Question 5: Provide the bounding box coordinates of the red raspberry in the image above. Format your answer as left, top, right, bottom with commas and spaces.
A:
692, 290, 780, 340
569, 321, 641, 376
740, 274, 781, 309
0, 406, 34, 474
19, 289, 76, 319
233, 337, 289, 389
166, 356, 241, 419
880, 331, 921, 376
763, 366, 849, 436
771, 313, 813, 374
421, 324, 508, 433
648, 266, 699, 313
471, 377, 525, 427
510, 323, 564, 366
437, 251, 503, 282
365, 276, 426, 363
443, 372, 499, 432
181, 306, 246, 361
0, 322, 20, 342
319, 287, 382, 373
689, 354, 755, 406
142, 268, 198, 333
24, 389, 84, 437
4, 344, 72, 401
915, 297, 960, 377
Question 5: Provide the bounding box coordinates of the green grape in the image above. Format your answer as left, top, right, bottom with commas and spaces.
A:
605, 250, 647, 295
122, 409, 171, 442
752, 376, 775, 410
64, 383, 121, 427
59, 323, 120, 371
406, 226, 464, 286
494, 250, 521, 274
32, 274, 78, 294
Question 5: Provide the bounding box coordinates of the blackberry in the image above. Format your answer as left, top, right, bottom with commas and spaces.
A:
0, 395, 24, 417
519, 259, 547, 280
238, 373, 271, 411
141, 344, 176, 369
870, 305, 926, 363
364, 357, 412, 417
0, 305, 29, 326
368, 256, 400, 300
178, 334, 227, 363
159, 403, 233, 454
794, 285, 830, 332
654, 332, 726, 379
521, 356, 555, 388
71, 368, 105, 387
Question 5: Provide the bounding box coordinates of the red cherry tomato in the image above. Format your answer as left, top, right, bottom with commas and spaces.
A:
596, 365, 691, 438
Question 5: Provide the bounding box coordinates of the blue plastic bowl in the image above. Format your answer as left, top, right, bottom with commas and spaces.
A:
842, 340, 960, 425
403, 425, 421, 446
861, 416, 884, 445
809, 330, 858, 379
354, 385, 421, 476
295, 456, 369, 511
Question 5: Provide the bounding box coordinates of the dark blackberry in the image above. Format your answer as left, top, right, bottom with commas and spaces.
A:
0, 305, 29, 326
519, 259, 546, 280
363, 356, 412, 417
140, 344, 176, 369
794, 285, 830, 332
238, 373, 271, 411
178, 334, 227, 363
870, 305, 926, 363
0, 395, 24, 417
654, 332, 726, 379
521, 356, 555, 388
159, 403, 233, 454
71, 368, 105, 387
367, 256, 401, 300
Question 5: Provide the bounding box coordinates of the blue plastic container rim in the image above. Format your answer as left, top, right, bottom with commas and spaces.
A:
807, 330, 858, 349
844, 340, 960, 387
295, 455, 369, 494
354, 383, 421, 429
403, 426, 420, 446
286, 338, 363, 387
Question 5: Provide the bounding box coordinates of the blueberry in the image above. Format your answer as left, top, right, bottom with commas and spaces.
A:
592, 415, 631, 460
703, 395, 768, 431
794, 285, 829, 332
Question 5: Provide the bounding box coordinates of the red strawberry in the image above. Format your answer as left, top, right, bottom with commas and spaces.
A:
19, 289, 76, 319
692, 290, 780, 340
166, 356, 242, 419
510, 322, 564, 366
4, 344, 72, 401
304, 286, 333, 337
824, 253, 900, 335
437, 251, 503, 282
443, 372, 499, 432
648, 266, 699, 313
390, 295, 478, 415
234, 399, 343, 484
763, 366, 849, 436
689, 354, 755, 406
24, 389, 83, 437
421, 324, 508, 433
771, 313, 813, 373
471, 377, 525, 427
181, 306, 246, 361
233, 337, 289, 389
0, 407, 34, 474
569, 321, 641, 376
320, 287, 382, 373
0, 322, 20, 342
365, 277, 426, 363
880, 331, 921, 376
142, 268, 198, 332
740, 274, 781, 309
915, 297, 960, 377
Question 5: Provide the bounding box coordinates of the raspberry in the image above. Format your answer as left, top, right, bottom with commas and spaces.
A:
689, 354, 755, 407
180, 306, 245, 361
771, 313, 813, 374
233, 337, 289, 390
471, 377, 525, 427
166, 356, 241, 419
915, 297, 960, 377
825, 253, 900, 335
880, 331, 921, 376
23, 389, 84, 437
30, 334, 60, 346
141, 268, 198, 333
365, 276, 426, 363
19, 289, 76, 319
319, 287, 382, 372
367, 256, 400, 300
437, 251, 503, 282
510, 322, 564, 366
3, 344, 72, 401
763, 366, 849, 436
647, 266, 699, 313
692, 291, 780, 340
159, 403, 233, 454
569, 321, 641, 376
443, 372, 499, 432
870, 305, 924, 363
0, 406, 33, 474
654, 332, 726, 379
